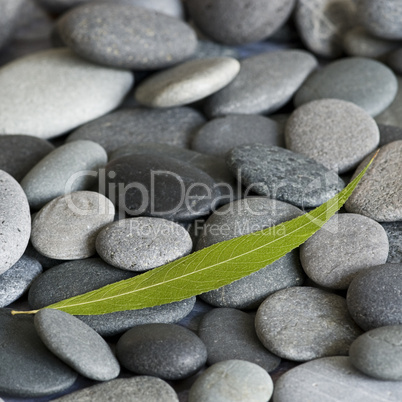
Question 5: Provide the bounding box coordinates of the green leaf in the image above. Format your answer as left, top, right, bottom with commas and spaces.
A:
27, 154, 376, 316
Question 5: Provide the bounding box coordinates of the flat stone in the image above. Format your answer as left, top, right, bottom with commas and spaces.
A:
226, 144, 345, 208
198, 308, 281, 372
381, 221, 402, 263
347, 263, 402, 331
0, 170, 31, 274
186, 0, 295, 45
378, 123, 402, 147
21, 140, 107, 210
273, 356, 402, 402
0, 48, 133, 138
34, 309, 120, 381
386, 48, 402, 75
0, 0, 25, 50
58, 3, 197, 69
67, 107, 205, 154
31, 191, 115, 260
188, 360, 273, 402
192, 115, 284, 157
375, 76, 402, 128
300, 213, 389, 289
0, 309, 77, 397
204, 50, 317, 117
135, 57, 240, 108
255, 287, 362, 361
345, 141, 402, 222
294, 57, 398, 117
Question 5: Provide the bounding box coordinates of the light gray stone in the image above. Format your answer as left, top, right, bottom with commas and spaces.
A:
116, 0, 184, 19
375, 76, 402, 128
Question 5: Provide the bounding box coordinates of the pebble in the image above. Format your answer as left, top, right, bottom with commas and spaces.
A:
378, 123, 402, 147
204, 50, 317, 117
255, 287, 362, 361
117, 323, 207, 380
96, 217, 192, 271
0, 309, 77, 397
294, 57, 398, 117
188, 360, 273, 402
21, 140, 107, 210
386, 48, 402, 75
0, 48, 133, 139
285, 99, 379, 173
67, 107, 205, 154
34, 309, 120, 381
347, 263, 402, 331
273, 356, 402, 402
300, 213, 389, 289
226, 144, 345, 208
381, 221, 402, 263
191, 115, 284, 157
196, 197, 304, 309
198, 308, 281, 372
375, 76, 402, 128
345, 141, 402, 222
58, 3, 197, 70
0, 255, 42, 307
31, 191, 115, 260
135, 57, 240, 108
0, 170, 31, 274
0, 0, 24, 50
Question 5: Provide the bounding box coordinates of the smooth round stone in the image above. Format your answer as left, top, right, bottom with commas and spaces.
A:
294, 57, 398, 117
198, 308, 281, 372
0, 48, 133, 139
378, 123, 402, 147
273, 356, 402, 402
21, 140, 107, 210
295, 0, 356, 58
345, 141, 402, 222
188, 360, 273, 402
31, 191, 115, 260
0, 309, 77, 397
286, 99, 379, 173
375, 76, 402, 128
0, 135, 54, 182
135, 57, 240, 108
54, 376, 179, 402
301, 213, 389, 289
0, 170, 31, 274
255, 287, 362, 361
204, 50, 317, 117
58, 3, 197, 70
347, 263, 402, 331
105, 154, 220, 221
381, 221, 402, 263
226, 145, 345, 208
117, 0, 184, 19
192, 115, 284, 157
67, 107, 205, 154
96, 217, 192, 271
117, 323, 207, 380
186, 0, 295, 45
0, 0, 25, 49
197, 198, 304, 309
35, 309, 120, 381
386, 48, 402, 75
349, 325, 402, 381
0, 256, 42, 307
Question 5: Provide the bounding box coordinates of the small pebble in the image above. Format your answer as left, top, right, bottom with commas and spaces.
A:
381, 221, 402, 263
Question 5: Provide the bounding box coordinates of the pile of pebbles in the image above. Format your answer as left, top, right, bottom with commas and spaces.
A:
1, 0, 402, 400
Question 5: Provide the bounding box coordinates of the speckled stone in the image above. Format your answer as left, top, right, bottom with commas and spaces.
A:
347, 263, 402, 331
0, 48, 133, 138
198, 308, 281, 372
226, 144, 345, 208
294, 57, 398, 117
381, 221, 402, 263
273, 356, 402, 402
58, 3, 197, 69
0, 0, 25, 49
300, 213, 389, 289
204, 50, 317, 117
67, 108, 205, 154
35, 309, 120, 381
286, 99, 379, 173
386, 48, 402, 75
188, 360, 273, 402
375, 76, 402, 128
255, 287, 362, 361
192, 115, 284, 157
345, 141, 402, 222
378, 124, 402, 147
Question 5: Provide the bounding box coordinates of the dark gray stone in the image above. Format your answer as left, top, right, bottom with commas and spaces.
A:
381, 221, 402, 263
226, 145, 345, 208
375, 76, 402, 128
386, 48, 402, 75
378, 124, 402, 147
36, 0, 91, 14
0, 0, 25, 50
24, 243, 64, 270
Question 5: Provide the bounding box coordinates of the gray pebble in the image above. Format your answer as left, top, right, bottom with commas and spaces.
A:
294, 57, 398, 117
375, 76, 402, 128
255, 287, 362, 361
378, 123, 402, 147
381, 221, 402, 263
0, 0, 25, 50
204, 50, 317, 117
386, 48, 402, 75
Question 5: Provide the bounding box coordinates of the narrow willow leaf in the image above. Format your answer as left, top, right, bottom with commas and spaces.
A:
22, 154, 376, 316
